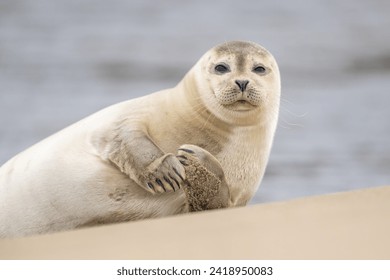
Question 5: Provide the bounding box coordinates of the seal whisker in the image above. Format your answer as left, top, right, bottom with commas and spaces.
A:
279, 118, 305, 129
281, 104, 308, 118
279, 98, 307, 129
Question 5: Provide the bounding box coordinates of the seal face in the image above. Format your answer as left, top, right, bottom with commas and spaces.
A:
0, 41, 280, 237
195, 41, 280, 126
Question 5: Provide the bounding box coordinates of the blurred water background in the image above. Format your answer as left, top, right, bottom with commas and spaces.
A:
0, 0, 389, 204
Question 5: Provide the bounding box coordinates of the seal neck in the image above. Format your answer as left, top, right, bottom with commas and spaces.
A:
174, 69, 231, 132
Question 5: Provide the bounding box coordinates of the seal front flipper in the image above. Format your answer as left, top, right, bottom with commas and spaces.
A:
97, 123, 185, 194
177, 144, 230, 211
143, 153, 186, 193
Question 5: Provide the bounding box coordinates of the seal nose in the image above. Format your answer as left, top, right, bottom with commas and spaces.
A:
235, 80, 249, 92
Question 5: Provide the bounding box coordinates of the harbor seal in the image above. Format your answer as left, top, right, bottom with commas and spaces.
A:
0, 40, 281, 237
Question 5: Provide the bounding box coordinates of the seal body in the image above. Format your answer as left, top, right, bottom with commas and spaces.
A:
0, 41, 280, 237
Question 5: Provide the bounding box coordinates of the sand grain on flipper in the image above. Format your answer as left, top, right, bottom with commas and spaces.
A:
181, 154, 224, 212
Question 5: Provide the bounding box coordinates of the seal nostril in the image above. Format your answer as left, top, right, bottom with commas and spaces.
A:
235, 80, 249, 92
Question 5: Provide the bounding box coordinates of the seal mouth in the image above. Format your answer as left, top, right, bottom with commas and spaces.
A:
225, 99, 257, 111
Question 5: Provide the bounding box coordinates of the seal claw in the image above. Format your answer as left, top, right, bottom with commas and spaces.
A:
164, 176, 175, 192
173, 167, 185, 181
155, 178, 166, 192
147, 182, 155, 192
177, 155, 188, 160
169, 173, 181, 189
178, 148, 195, 154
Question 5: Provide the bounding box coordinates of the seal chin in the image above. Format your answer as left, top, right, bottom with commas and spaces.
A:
223, 100, 258, 112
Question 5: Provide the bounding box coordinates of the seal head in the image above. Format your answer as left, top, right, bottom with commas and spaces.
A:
190, 41, 280, 126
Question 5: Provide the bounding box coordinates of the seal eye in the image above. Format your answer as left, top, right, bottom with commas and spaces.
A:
253, 66, 266, 74
214, 64, 230, 74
